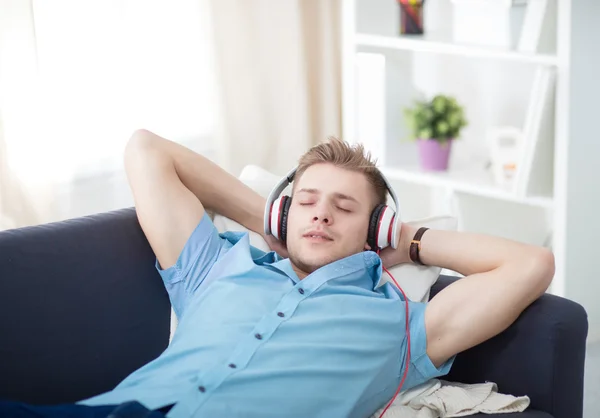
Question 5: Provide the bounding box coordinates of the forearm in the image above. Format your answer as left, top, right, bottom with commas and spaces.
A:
130, 130, 266, 234
398, 224, 553, 279
405, 225, 556, 367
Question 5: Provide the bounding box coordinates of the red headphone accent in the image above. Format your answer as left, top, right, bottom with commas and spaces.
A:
387, 214, 395, 247
276, 197, 285, 241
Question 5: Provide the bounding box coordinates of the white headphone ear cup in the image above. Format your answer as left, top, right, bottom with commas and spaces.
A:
376, 206, 396, 249
269, 196, 286, 240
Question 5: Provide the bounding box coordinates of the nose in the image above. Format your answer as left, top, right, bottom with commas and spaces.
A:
312, 203, 332, 225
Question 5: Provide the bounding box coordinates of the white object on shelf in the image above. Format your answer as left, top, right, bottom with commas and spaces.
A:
487, 126, 524, 190
514, 66, 556, 197
354, 52, 387, 165
517, 0, 549, 52
451, 0, 528, 49
354, 33, 558, 65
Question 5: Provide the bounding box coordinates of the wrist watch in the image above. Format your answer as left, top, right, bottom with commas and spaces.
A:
409, 227, 429, 265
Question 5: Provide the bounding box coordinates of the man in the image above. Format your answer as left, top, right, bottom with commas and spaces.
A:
0, 131, 554, 418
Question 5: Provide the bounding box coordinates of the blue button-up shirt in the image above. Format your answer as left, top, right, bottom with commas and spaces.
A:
79, 214, 452, 417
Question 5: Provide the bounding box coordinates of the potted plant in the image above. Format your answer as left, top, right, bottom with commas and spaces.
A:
403, 94, 468, 171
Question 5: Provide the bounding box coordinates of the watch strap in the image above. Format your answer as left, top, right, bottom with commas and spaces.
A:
409, 227, 429, 265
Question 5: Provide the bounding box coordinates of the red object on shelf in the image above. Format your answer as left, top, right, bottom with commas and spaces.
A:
398, 0, 425, 35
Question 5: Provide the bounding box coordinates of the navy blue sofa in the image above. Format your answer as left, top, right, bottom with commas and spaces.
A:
0, 207, 588, 417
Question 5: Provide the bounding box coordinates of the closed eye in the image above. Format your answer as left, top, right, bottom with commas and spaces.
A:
337, 206, 351, 213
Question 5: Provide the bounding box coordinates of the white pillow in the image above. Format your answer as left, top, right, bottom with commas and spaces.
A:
211, 165, 283, 252
212, 165, 458, 303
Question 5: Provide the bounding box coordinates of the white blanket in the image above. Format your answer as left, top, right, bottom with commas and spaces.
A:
371, 379, 530, 418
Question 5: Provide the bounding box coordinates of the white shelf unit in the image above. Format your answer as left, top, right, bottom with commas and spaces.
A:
355, 33, 559, 66
341, 0, 600, 341
379, 165, 553, 209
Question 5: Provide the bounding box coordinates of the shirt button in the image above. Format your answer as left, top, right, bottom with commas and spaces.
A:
255, 333, 263, 340
298, 288, 305, 294
228, 363, 237, 368
277, 312, 285, 317
198, 386, 206, 393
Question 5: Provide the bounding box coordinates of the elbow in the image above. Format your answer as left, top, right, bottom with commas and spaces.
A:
124, 129, 160, 168
125, 129, 157, 154
528, 247, 555, 296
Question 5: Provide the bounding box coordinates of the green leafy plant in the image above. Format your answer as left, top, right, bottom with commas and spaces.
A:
403, 94, 468, 143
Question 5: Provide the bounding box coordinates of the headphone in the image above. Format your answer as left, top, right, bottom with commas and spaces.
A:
263, 166, 402, 251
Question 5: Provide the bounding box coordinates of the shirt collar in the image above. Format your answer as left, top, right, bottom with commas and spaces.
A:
251, 250, 300, 283
256, 249, 383, 289
269, 258, 301, 284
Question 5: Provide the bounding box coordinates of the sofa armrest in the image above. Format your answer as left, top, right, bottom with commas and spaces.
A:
430, 275, 588, 418
0, 208, 171, 405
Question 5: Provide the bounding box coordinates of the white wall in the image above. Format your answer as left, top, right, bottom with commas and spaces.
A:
563, 0, 600, 341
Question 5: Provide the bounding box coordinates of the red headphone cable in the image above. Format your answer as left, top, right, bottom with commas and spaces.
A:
376, 254, 411, 418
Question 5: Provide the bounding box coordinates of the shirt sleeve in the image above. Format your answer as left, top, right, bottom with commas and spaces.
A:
402, 300, 456, 390
155, 212, 231, 318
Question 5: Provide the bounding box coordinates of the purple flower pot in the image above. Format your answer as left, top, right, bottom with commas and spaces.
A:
417, 138, 452, 171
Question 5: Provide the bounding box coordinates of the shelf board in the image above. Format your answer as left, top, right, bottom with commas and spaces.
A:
355, 33, 559, 66
380, 165, 553, 209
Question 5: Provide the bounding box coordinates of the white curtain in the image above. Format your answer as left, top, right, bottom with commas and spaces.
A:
0, 0, 342, 227
0, 0, 42, 228
1, 0, 220, 226
0, 118, 40, 230
209, 0, 342, 177
30, 0, 219, 176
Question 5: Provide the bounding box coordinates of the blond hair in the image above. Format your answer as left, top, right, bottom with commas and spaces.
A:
295, 137, 387, 209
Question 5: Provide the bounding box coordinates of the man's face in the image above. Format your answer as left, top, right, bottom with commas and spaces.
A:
286, 163, 374, 277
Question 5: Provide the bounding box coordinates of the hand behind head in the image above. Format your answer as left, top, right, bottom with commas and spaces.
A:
264, 233, 289, 259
